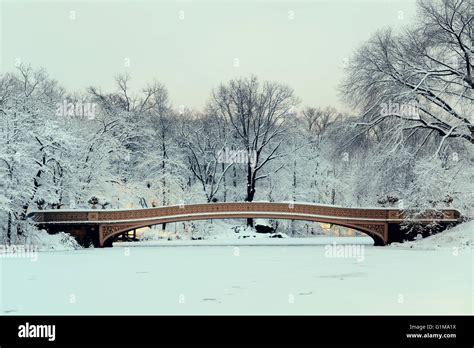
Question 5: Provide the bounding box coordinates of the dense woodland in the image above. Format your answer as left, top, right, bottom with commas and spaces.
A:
0, 0, 472, 243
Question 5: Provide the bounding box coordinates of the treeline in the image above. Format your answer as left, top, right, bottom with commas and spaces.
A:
1, 0, 472, 243
0, 66, 471, 243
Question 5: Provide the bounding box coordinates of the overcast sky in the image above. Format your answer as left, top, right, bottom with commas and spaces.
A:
1, 0, 418, 111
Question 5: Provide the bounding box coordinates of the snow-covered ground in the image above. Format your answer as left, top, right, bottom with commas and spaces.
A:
390, 220, 473, 250
136, 219, 354, 243
1, 222, 472, 315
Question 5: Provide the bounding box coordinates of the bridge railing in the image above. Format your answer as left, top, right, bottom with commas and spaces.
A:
28, 203, 461, 224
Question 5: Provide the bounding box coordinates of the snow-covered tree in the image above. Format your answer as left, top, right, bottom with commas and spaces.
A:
341, 0, 473, 150
209, 76, 299, 225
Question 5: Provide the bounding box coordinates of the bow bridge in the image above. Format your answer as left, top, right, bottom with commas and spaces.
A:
28, 202, 461, 247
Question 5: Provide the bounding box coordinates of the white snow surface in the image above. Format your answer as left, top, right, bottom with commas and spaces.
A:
1, 223, 472, 315
137, 219, 294, 243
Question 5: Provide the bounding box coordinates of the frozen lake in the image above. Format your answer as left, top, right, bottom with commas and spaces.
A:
1, 237, 472, 315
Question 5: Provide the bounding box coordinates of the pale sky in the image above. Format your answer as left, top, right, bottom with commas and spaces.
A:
0, 0, 418, 111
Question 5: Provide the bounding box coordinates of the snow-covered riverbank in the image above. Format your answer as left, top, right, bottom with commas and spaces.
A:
389, 220, 473, 250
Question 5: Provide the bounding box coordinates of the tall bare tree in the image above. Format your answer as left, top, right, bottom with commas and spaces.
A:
341, 0, 473, 154
302, 106, 342, 143
210, 76, 299, 225
180, 111, 234, 202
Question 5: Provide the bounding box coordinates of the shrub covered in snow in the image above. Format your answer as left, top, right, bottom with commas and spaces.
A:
22, 228, 82, 251
390, 220, 473, 250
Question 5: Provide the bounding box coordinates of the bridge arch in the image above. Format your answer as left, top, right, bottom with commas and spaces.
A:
99, 213, 387, 247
